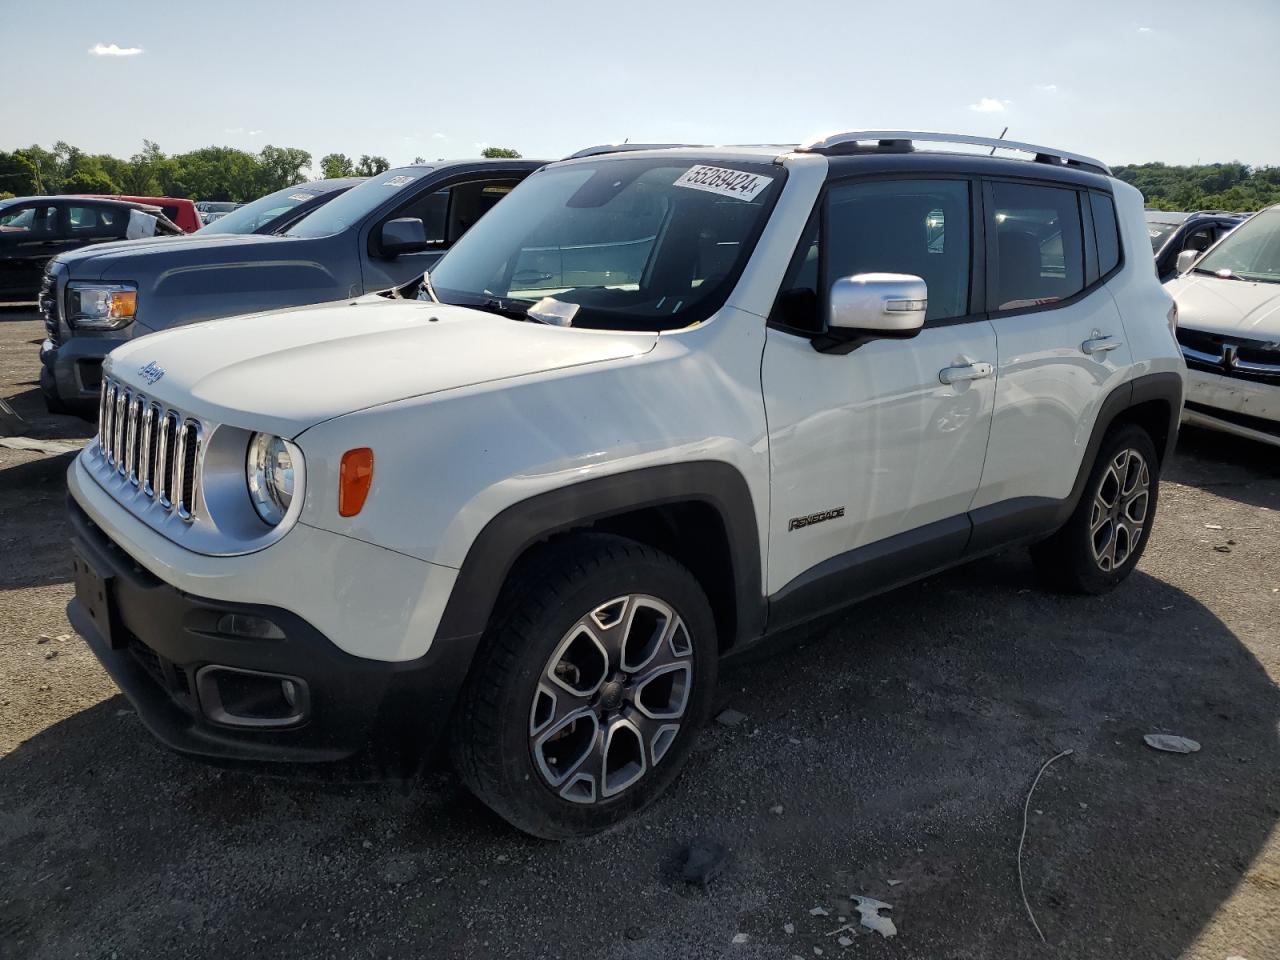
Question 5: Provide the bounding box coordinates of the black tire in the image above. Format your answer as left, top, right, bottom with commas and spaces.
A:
1031, 422, 1161, 594
450, 533, 718, 839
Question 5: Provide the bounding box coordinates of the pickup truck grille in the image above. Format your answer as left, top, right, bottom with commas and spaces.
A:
98, 377, 204, 521
38, 272, 59, 345
1177, 327, 1280, 384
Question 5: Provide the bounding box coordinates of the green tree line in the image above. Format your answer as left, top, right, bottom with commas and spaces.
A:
0, 142, 522, 202
1113, 162, 1280, 212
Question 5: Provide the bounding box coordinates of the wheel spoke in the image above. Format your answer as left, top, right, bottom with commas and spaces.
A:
627, 707, 682, 767
599, 714, 647, 798
1090, 494, 1110, 534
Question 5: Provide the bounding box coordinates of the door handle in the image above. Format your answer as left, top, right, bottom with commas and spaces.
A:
1082, 335, 1123, 356
938, 361, 995, 385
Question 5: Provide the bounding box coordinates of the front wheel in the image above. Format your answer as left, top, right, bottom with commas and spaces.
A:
1031, 422, 1161, 594
451, 534, 717, 839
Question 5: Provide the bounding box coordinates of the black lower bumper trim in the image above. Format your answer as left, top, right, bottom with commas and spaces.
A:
67, 497, 480, 773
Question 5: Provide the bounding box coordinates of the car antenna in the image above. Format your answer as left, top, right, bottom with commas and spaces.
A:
990, 127, 1008, 155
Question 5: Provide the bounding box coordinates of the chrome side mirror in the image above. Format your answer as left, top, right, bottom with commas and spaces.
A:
1176, 249, 1201, 275
816, 273, 927, 353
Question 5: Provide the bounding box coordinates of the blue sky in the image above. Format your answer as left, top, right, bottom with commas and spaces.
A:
3, 0, 1277, 170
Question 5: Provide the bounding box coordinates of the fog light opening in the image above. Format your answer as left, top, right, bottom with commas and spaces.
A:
195, 665, 309, 729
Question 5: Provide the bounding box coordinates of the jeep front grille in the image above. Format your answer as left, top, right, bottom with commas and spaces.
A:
98, 377, 203, 521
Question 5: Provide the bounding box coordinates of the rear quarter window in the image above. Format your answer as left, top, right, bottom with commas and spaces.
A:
990, 182, 1085, 311
1090, 193, 1121, 277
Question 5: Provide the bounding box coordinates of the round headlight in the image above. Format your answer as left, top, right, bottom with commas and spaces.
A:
246, 433, 296, 525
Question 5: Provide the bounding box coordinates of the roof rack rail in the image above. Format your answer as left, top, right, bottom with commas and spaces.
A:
565, 143, 707, 160
796, 130, 1111, 176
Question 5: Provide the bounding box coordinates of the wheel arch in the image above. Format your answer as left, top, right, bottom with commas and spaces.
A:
431, 462, 765, 657
1067, 371, 1183, 512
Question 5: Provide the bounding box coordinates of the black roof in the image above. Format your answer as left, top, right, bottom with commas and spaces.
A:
824, 151, 1114, 191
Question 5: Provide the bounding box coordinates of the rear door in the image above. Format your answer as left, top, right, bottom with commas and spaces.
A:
970, 179, 1132, 543
761, 175, 998, 610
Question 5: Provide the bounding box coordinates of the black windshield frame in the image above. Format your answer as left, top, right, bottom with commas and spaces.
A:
426, 156, 787, 332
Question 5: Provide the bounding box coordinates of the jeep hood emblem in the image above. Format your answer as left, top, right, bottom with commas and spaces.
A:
138, 361, 166, 385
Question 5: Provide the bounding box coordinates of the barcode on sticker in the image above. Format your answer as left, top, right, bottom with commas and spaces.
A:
383, 175, 415, 187
673, 165, 773, 201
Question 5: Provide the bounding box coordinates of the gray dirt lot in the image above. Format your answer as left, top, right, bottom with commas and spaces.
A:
1, 307, 1277, 960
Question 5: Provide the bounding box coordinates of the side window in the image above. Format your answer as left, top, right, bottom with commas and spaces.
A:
67, 205, 128, 240
390, 188, 450, 245
1089, 193, 1121, 276
0, 204, 59, 240
990, 182, 1085, 310
1182, 224, 1216, 254
825, 179, 971, 322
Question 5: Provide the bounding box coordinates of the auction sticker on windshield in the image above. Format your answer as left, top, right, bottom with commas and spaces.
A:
674, 165, 773, 202
383, 175, 415, 187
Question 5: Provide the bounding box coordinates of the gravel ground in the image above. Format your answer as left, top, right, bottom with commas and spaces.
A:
1, 308, 1277, 960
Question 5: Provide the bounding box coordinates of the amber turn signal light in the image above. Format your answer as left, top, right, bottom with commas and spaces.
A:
338, 448, 374, 517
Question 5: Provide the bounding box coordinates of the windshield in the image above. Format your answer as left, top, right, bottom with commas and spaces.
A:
285, 167, 430, 239
427, 157, 785, 331
1147, 220, 1181, 252
1197, 207, 1280, 282
202, 185, 329, 235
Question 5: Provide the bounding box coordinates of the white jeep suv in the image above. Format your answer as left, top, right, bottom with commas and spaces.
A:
67, 133, 1185, 838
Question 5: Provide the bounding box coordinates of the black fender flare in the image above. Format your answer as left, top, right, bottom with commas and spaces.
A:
1065, 370, 1183, 510
432, 461, 764, 649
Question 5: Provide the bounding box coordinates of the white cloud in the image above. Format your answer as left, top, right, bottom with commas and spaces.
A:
968, 97, 1010, 113
432, 133, 448, 140
1035, 83, 1059, 94
474, 142, 489, 151
89, 42, 144, 57
248, 130, 262, 136
1137, 26, 1153, 32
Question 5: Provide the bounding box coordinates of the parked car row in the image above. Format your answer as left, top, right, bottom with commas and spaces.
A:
63, 133, 1189, 838
38, 161, 539, 414
194, 200, 242, 226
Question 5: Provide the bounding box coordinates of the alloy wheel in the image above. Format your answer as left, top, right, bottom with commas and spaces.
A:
529, 595, 693, 805
1089, 448, 1151, 572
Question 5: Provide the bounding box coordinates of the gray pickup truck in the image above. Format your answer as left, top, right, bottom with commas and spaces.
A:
40, 159, 543, 415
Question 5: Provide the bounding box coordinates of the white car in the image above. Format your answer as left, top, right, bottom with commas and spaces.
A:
1166, 204, 1280, 447
66, 132, 1184, 838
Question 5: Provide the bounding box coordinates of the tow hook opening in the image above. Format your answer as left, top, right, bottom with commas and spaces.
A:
196, 665, 310, 729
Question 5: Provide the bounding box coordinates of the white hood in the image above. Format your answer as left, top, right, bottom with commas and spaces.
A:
1167, 273, 1280, 340
103, 298, 658, 437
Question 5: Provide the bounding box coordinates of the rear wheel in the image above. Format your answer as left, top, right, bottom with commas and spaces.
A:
1031, 422, 1160, 594
451, 533, 717, 838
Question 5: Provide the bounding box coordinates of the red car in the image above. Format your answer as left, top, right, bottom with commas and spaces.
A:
78, 195, 203, 233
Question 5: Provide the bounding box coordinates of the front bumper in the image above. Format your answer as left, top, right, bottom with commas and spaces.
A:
41, 333, 126, 408
67, 498, 476, 769
1183, 368, 1280, 447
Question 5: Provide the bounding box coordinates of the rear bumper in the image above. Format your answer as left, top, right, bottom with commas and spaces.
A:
66, 495, 477, 772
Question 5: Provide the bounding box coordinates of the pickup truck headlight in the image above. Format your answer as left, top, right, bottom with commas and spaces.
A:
246, 433, 298, 526
68, 282, 137, 329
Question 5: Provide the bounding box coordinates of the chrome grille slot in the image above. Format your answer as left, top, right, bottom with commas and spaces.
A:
125, 394, 143, 484
113, 388, 128, 474
95, 377, 204, 524
158, 411, 179, 507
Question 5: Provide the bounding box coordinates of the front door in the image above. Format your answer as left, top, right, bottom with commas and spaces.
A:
0, 202, 63, 301
761, 176, 997, 617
